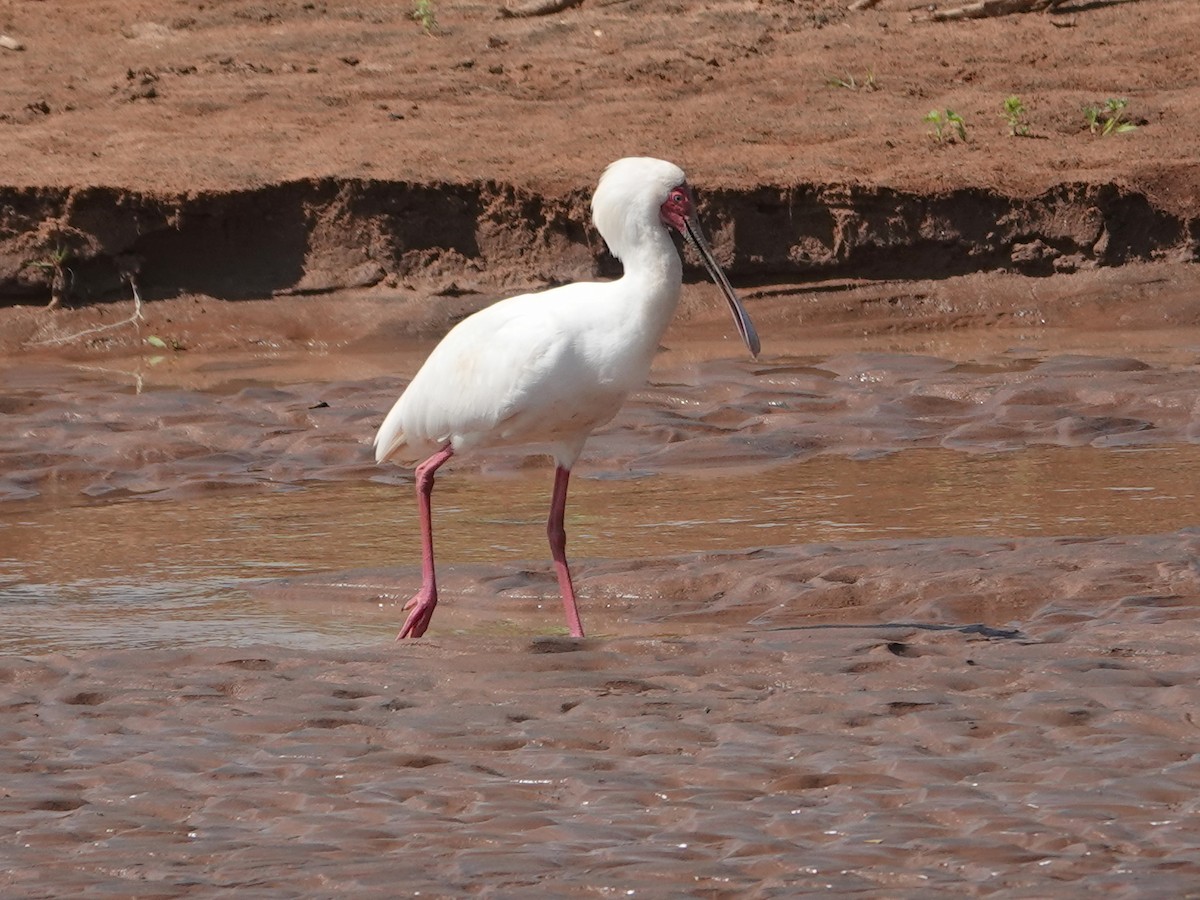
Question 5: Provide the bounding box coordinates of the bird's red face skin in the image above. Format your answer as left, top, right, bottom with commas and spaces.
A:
659, 183, 693, 233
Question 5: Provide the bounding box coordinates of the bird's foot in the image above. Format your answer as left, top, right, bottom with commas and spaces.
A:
396, 589, 437, 639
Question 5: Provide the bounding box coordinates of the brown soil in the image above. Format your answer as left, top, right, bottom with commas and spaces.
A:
0, 0, 1197, 309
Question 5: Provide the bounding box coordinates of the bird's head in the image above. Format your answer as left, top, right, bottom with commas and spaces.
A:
592, 157, 760, 358
592, 157, 687, 258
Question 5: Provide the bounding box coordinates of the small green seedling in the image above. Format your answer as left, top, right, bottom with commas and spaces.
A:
1084, 98, 1137, 136
1002, 95, 1031, 137
926, 109, 967, 143
827, 69, 877, 92
146, 334, 184, 351
411, 0, 437, 34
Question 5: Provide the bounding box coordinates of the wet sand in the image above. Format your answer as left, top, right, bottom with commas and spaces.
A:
4, 572, 1200, 895
5, 276, 1200, 893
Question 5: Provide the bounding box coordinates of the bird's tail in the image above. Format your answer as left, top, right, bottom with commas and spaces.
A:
373, 402, 407, 464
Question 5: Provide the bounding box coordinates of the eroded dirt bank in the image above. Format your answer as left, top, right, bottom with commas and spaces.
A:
4, 177, 1197, 306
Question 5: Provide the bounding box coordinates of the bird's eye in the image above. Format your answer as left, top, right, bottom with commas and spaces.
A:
671, 191, 686, 205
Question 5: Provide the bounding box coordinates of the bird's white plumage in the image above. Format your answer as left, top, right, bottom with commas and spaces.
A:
374, 157, 690, 469
374, 157, 761, 640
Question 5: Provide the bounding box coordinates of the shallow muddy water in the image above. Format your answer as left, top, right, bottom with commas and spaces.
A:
4, 442, 1199, 652
6, 320, 1200, 652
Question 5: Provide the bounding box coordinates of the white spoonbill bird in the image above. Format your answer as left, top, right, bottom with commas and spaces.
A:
373, 157, 760, 639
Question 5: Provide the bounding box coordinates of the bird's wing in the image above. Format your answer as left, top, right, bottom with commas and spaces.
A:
375, 291, 581, 462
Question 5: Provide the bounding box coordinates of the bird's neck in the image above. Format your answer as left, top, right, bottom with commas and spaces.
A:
614, 224, 684, 338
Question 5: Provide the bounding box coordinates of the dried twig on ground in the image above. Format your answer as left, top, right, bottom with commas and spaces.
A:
920, 0, 1068, 21
850, 0, 1131, 20
501, 0, 584, 18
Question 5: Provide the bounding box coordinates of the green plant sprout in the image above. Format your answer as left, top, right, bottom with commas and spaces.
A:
1002, 95, 1031, 137
926, 109, 967, 143
827, 69, 877, 92
1084, 98, 1137, 136
411, 0, 438, 34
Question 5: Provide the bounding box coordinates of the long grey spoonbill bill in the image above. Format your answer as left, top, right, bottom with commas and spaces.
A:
373, 157, 760, 639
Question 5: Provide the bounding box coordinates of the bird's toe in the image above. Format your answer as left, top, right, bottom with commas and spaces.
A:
397, 593, 437, 639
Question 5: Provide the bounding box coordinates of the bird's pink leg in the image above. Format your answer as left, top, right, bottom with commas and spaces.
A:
547, 465, 585, 638
398, 446, 454, 639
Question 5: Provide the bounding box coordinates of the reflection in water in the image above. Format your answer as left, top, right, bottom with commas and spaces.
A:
2, 444, 1199, 652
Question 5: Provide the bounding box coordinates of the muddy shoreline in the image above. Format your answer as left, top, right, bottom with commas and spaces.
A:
3, 265, 1200, 502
